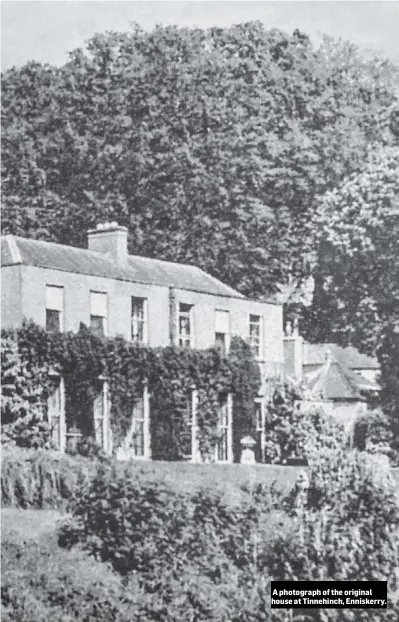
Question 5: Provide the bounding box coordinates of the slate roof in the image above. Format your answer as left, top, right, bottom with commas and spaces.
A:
302, 342, 378, 370
1, 235, 245, 299
303, 352, 378, 401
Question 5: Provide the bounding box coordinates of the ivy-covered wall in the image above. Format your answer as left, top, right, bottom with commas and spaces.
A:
1, 322, 261, 462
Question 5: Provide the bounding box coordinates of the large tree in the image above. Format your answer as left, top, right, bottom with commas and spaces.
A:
304, 146, 399, 353
305, 147, 399, 441
2, 23, 398, 297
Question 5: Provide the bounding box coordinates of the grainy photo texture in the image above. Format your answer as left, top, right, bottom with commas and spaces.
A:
1, 2, 399, 621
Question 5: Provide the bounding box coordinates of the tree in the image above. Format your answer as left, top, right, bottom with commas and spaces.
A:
2, 23, 398, 297
307, 147, 399, 446
306, 146, 399, 350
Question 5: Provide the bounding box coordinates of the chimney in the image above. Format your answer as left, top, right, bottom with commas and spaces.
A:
284, 318, 303, 381
87, 222, 128, 266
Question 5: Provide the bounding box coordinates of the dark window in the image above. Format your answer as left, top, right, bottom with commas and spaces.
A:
90, 315, 105, 337
215, 332, 226, 352
46, 309, 61, 333
131, 297, 146, 342
249, 314, 262, 359
179, 303, 193, 348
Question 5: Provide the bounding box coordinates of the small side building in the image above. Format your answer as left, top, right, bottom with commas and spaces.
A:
283, 321, 379, 430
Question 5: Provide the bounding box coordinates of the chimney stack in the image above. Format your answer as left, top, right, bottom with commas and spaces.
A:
284, 318, 303, 381
87, 222, 128, 266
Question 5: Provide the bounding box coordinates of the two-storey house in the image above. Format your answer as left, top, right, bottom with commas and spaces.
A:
1, 223, 284, 461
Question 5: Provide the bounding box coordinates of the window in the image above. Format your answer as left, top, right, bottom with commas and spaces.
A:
131, 297, 147, 343
216, 394, 233, 463
90, 292, 108, 336
255, 399, 265, 463
215, 310, 230, 352
46, 286, 64, 332
129, 388, 150, 458
93, 380, 110, 453
249, 314, 262, 359
179, 303, 194, 348
47, 377, 66, 452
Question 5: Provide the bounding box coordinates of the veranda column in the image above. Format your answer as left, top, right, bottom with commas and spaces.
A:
102, 380, 111, 455
191, 386, 199, 463
59, 376, 66, 454
227, 393, 233, 463
143, 380, 151, 459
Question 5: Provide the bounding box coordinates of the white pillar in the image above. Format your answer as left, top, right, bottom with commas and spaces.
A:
143, 381, 151, 459
227, 393, 233, 463
102, 380, 111, 454
191, 388, 199, 463
59, 377, 66, 454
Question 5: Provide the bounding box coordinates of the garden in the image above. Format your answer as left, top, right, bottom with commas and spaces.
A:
2, 323, 399, 621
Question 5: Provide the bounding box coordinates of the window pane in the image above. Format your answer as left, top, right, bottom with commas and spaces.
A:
131, 421, 144, 456
132, 397, 144, 421
132, 319, 144, 342
90, 315, 105, 336
132, 298, 145, 320
215, 332, 226, 351
131, 298, 146, 342
46, 309, 60, 333
179, 315, 191, 335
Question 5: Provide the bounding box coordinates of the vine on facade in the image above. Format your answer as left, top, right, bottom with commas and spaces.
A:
1, 321, 261, 461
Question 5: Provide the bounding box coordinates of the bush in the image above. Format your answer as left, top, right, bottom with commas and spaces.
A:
264, 382, 346, 464
269, 449, 399, 621
1, 446, 94, 509
353, 408, 394, 460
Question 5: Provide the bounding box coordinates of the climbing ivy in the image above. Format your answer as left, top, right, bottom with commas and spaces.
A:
1, 321, 261, 461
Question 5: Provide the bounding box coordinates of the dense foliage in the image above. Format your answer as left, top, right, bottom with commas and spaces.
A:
2, 447, 399, 621
264, 382, 347, 464
307, 147, 399, 456
1, 446, 94, 509
2, 23, 398, 298
54, 449, 399, 622
1, 321, 261, 461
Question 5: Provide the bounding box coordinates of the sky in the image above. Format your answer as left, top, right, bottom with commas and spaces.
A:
1, 1, 399, 72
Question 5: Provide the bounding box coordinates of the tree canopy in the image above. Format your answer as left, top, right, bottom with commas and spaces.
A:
2, 22, 398, 297
304, 146, 399, 353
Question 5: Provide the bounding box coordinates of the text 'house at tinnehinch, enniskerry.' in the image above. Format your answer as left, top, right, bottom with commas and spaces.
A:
1, 223, 379, 462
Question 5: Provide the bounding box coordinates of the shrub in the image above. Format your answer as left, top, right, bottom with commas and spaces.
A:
264, 382, 346, 464
353, 408, 394, 460
1, 446, 94, 509
269, 449, 399, 621
57, 461, 284, 582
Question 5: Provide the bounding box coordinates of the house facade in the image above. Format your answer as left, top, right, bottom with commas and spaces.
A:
1, 223, 284, 462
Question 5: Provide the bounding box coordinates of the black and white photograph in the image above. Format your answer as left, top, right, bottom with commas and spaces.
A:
1, 1, 399, 620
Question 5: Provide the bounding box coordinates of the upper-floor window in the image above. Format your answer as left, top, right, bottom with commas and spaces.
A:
179, 303, 194, 348
90, 291, 108, 337
215, 310, 230, 352
46, 286, 64, 332
249, 314, 262, 359
131, 297, 147, 343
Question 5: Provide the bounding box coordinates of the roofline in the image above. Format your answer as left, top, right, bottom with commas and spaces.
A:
1, 235, 282, 305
